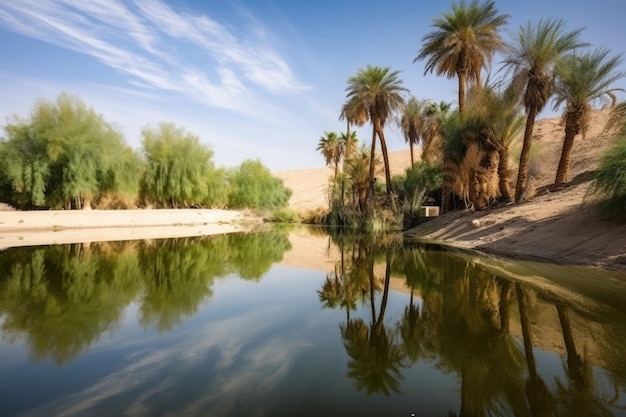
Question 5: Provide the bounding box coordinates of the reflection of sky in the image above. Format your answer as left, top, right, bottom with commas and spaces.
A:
2, 266, 349, 416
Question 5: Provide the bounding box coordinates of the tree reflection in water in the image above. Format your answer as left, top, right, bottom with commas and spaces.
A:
318, 233, 626, 417
0, 229, 291, 364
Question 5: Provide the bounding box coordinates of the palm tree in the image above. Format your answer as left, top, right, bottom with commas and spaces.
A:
467, 81, 524, 202
415, 0, 508, 113
502, 18, 587, 202
340, 102, 367, 162
552, 48, 625, 187
317, 131, 344, 181
399, 97, 431, 166
340, 131, 359, 162
422, 101, 452, 164
344, 66, 407, 198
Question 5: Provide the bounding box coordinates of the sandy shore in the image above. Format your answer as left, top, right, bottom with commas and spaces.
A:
0, 209, 261, 249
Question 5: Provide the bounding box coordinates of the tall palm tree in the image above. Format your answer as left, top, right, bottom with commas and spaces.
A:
502, 18, 587, 202
415, 0, 508, 114
317, 131, 344, 181
344, 66, 407, 198
399, 97, 431, 166
552, 48, 625, 186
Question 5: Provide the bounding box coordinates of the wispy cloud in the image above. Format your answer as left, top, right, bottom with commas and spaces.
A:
0, 0, 309, 116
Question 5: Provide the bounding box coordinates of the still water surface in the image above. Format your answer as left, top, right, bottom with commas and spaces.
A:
1, 227, 626, 417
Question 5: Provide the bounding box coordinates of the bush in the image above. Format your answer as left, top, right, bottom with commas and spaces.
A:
227, 159, 292, 210
266, 208, 300, 223
589, 137, 626, 221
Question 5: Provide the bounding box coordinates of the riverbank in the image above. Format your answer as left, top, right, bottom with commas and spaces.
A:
404, 180, 626, 272
0, 209, 262, 249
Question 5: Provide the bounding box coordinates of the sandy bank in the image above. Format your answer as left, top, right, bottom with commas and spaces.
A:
0, 209, 261, 249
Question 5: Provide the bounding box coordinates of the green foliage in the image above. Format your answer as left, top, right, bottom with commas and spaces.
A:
397, 162, 443, 228
1, 93, 140, 209
140, 122, 224, 208
589, 137, 626, 221
405, 162, 443, 201
227, 159, 291, 210
267, 208, 300, 223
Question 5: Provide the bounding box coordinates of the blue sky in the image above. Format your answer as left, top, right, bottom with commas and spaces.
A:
1, 0, 625, 171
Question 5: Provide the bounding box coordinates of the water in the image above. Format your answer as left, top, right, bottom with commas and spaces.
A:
1, 226, 626, 417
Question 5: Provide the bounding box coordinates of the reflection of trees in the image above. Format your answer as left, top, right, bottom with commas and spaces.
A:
137, 238, 227, 332
226, 231, 291, 280
331, 238, 406, 396
516, 283, 554, 416
553, 302, 616, 417
0, 229, 291, 363
436, 261, 526, 417
318, 234, 626, 416
0, 244, 140, 364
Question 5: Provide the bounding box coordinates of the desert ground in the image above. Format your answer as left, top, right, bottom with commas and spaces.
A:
1, 109, 624, 271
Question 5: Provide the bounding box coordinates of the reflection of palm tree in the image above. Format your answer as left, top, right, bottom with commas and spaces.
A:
554, 302, 615, 417
515, 283, 554, 416
339, 247, 406, 396
437, 265, 526, 417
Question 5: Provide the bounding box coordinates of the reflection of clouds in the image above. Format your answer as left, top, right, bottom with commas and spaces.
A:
19, 302, 314, 417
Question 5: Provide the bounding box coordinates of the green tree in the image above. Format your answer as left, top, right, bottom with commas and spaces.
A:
415, 0, 508, 113
140, 122, 222, 208
344, 66, 407, 198
502, 18, 587, 202
227, 159, 291, 210
399, 97, 431, 166
552, 48, 625, 186
2, 93, 136, 209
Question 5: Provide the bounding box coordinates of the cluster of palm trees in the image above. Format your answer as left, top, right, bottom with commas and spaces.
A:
317, 0, 624, 217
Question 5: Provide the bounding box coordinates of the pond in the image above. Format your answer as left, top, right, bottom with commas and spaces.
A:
1, 226, 626, 417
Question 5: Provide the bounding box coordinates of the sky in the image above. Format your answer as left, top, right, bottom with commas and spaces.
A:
1, 0, 626, 172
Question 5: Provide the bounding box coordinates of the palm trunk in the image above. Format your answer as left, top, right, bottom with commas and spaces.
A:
554, 110, 581, 186
516, 283, 538, 380
457, 70, 467, 114
374, 119, 393, 196
515, 108, 538, 202
498, 147, 513, 202
409, 142, 415, 166
368, 126, 377, 204
498, 279, 512, 332
375, 252, 393, 334
556, 302, 585, 386
345, 120, 351, 161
